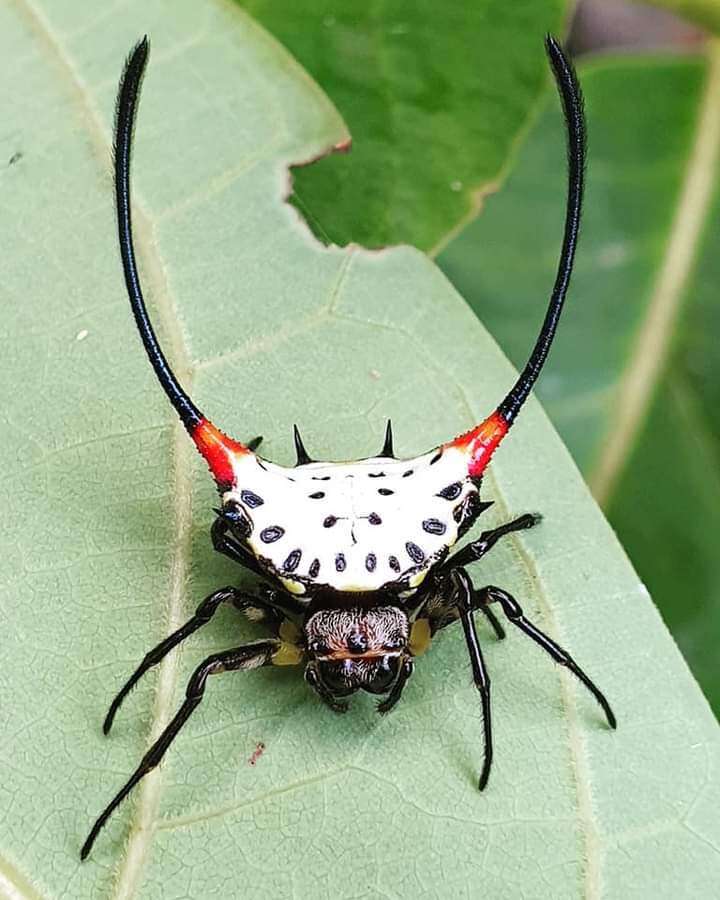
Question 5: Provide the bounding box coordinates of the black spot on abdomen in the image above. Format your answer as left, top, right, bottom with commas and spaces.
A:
240, 489, 264, 508
388, 555, 401, 572
437, 482, 462, 501
405, 542, 425, 564
260, 526, 284, 543
422, 518, 447, 536
283, 549, 302, 572
309, 558, 321, 578
335, 553, 346, 572
365, 553, 377, 572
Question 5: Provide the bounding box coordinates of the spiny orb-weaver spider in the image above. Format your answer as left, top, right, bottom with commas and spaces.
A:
82, 34, 616, 859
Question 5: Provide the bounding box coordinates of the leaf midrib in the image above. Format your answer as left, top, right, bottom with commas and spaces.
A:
17, 1, 199, 896
0, 852, 44, 900
485, 464, 602, 900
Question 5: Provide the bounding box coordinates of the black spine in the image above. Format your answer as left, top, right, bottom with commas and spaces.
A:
497, 35, 586, 424
114, 38, 202, 432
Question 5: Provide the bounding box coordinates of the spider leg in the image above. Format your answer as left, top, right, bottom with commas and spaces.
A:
477, 585, 616, 729
82, 640, 279, 860
450, 569, 493, 790
445, 513, 541, 569
103, 585, 263, 734
211, 517, 268, 580
426, 581, 505, 640
210, 521, 309, 617
377, 656, 413, 715
478, 601, 505, 640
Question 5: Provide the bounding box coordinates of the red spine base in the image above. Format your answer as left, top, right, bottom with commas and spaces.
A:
446, 411, 509, 478
191, 418, 249, 489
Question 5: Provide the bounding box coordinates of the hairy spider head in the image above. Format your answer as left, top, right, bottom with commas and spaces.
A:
305, 605, 409, 696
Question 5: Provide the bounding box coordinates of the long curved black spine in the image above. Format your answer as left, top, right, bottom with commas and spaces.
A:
115, 37, 202, 432
497, 35, 586, 424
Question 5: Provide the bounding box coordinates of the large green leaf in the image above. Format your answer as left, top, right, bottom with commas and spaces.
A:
438, 50, 720, 714
241, 0, 567, 251
606, 50, 720, 718
647, 0, 720, 33
1, 4, 718, 899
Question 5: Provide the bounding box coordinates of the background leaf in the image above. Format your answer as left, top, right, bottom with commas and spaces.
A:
647, 0, 720, 34
1, 3, 718, 900
242, 0, 567, 251
438, 47, 720, 714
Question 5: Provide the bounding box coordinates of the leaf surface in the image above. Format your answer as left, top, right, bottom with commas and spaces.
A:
0, 4, 718, 899
241, 0, 567, 251
438, 50, 720, 714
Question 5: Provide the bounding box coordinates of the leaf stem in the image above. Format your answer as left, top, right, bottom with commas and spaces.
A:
590, 40, 720, 505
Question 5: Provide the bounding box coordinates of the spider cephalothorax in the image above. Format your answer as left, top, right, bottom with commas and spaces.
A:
81, 35, 617, 860
304, 604, 410, 699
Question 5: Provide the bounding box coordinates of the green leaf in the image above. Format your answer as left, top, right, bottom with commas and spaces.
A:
438, 49, 720, 715
1, 6, 718, 900
240, 0, 567, 251
605, 50, 720, 718
646, 0, 720, 34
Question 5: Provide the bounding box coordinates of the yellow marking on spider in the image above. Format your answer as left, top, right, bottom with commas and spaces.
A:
271, 620, 304, 666
409, 618, 431, 656
280, 578, 307, 595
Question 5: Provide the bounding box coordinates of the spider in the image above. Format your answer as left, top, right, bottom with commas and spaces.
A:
81, 33, 616, 859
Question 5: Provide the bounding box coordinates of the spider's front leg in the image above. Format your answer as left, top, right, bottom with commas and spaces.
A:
82, 639, 284, 860
103, 584, 293, 734
211, 514, 268, 580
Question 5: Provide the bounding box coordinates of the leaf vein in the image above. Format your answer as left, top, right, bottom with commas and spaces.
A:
486, 465, 601, 900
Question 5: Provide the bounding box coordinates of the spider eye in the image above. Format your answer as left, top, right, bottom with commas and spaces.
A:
363, 656, 401, 694
347, 630, 367, 653
318, 661, 357, 696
